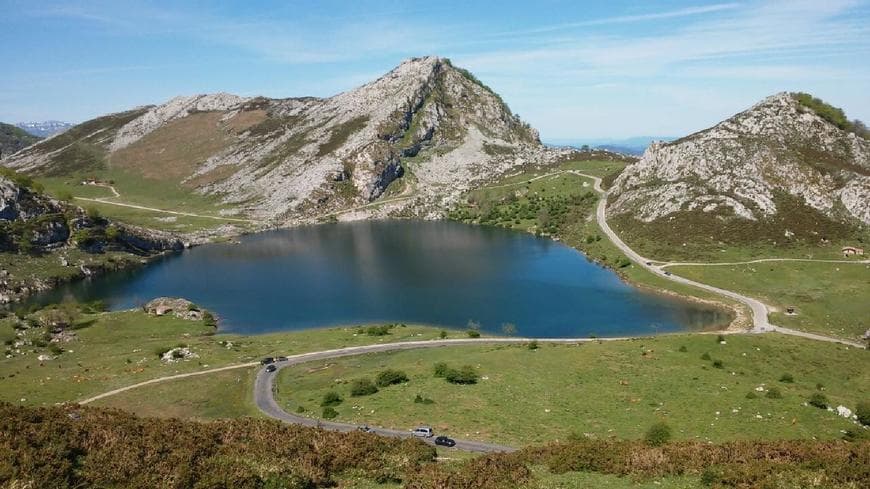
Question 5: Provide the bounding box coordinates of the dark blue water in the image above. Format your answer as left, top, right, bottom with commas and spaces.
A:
28, 220, 728, 337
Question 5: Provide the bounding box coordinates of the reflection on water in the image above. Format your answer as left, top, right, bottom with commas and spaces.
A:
26, 220, 730, 337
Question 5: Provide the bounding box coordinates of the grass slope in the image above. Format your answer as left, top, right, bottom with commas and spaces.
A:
669, 261, 870, 341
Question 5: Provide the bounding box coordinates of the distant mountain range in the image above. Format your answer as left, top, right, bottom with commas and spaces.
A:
0, 122, 41, 159
544, 136, 674, 156
16, 121, 74, 138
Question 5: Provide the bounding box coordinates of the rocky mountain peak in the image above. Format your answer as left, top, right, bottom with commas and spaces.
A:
609, 92, 870, 237
2, 57, 546, 223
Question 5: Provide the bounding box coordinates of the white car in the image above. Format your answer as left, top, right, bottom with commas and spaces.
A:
412, 426, 434, 438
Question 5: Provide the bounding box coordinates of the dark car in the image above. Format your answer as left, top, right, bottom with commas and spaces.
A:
261, 357, 275, 365
277, 356, 289, 362
664, 271, 672, 276
434, 436, 456, 447
265, 364, 277, 373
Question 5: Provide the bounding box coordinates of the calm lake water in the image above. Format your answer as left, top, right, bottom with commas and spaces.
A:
29, 220, 729, 337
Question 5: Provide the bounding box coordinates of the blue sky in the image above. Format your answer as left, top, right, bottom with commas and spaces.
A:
2, 0, 869, 139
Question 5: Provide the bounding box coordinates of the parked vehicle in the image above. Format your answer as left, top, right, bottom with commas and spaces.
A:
664, 271, 672, 276
261, 357, 275, 365
412, 426, 434, 438
276, 356, 289, 362
265, 364, 277, 373
358, 425, 373, 433
434, 436, 456, 447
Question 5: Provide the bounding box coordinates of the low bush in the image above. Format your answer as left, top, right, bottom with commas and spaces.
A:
766, 387, 783, 399
364, 325, 392, 336
467, 330, 481, 338
433, 362, 449, 378
527, 340, 539, 350
321, 391, 343, 407
678, 345, 687, 352
856, 401, 870, 426
745, 391, 758, 399
644, 421, 672, 446
700, 352, 711, 361
444, 365, 479, 385
350, 378, 379, 397
712, 359, 724, 369
780, 373, 795, 383
322, 406, 338, 419
376, 369, 409, 387
808, 393, 828, 409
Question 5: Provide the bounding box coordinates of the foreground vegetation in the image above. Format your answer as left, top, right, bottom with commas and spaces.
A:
2, 402, 867, 488
276, 334, 868, 446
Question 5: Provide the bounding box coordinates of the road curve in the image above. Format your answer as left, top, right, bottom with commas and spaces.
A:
572, 171, 865, 349
254, 337, 635, 453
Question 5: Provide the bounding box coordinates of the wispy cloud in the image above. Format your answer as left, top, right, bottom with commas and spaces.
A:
498, 3, 743, 36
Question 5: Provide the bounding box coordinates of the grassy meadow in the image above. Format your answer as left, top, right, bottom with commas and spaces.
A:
275, 334, 868, 447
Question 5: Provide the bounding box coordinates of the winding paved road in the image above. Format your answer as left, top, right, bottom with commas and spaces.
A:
253, 337, 637, 453
572, 171, 865, 349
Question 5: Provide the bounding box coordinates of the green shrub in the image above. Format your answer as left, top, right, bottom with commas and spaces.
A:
350, 378, 379, 397
439, 330, 447, 339
527, 340, 539, 350
765, 387, 783, 399
433, 362, 450, 378
808, 393, 828, 409
746, 391, 758, 399
644, 421, 672, 446
444, 365, 479, 385
701, 352, 711, 361
202, 311, 217, 328
375, 369, 408, 387
322, 406, 338, 419
678, 345, 687, 352
779, 373, 794, 383
47, 344, 63, 355
856, 401, 870, 426
467, 330, 481, 338
364, 325, 392, 336
712, 360, 724, 369
295, 405, 305, 413
321, 391, 342, 407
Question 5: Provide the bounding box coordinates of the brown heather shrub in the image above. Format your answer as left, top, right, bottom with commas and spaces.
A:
0, 402, 434, 488
522, 439, 870, 487
405, 454, 531, 489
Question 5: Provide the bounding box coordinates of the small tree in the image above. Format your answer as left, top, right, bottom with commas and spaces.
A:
467, 330, 481, 338
439, 330, 447, 339
808, 393, 828, 409
645, 421, 672, 446
322, 406, 338, 419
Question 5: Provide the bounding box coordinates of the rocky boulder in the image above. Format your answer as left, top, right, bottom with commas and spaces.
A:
144, 297, 204, 320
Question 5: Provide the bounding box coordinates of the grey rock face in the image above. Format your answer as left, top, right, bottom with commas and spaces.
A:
609, 93, 870, 225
